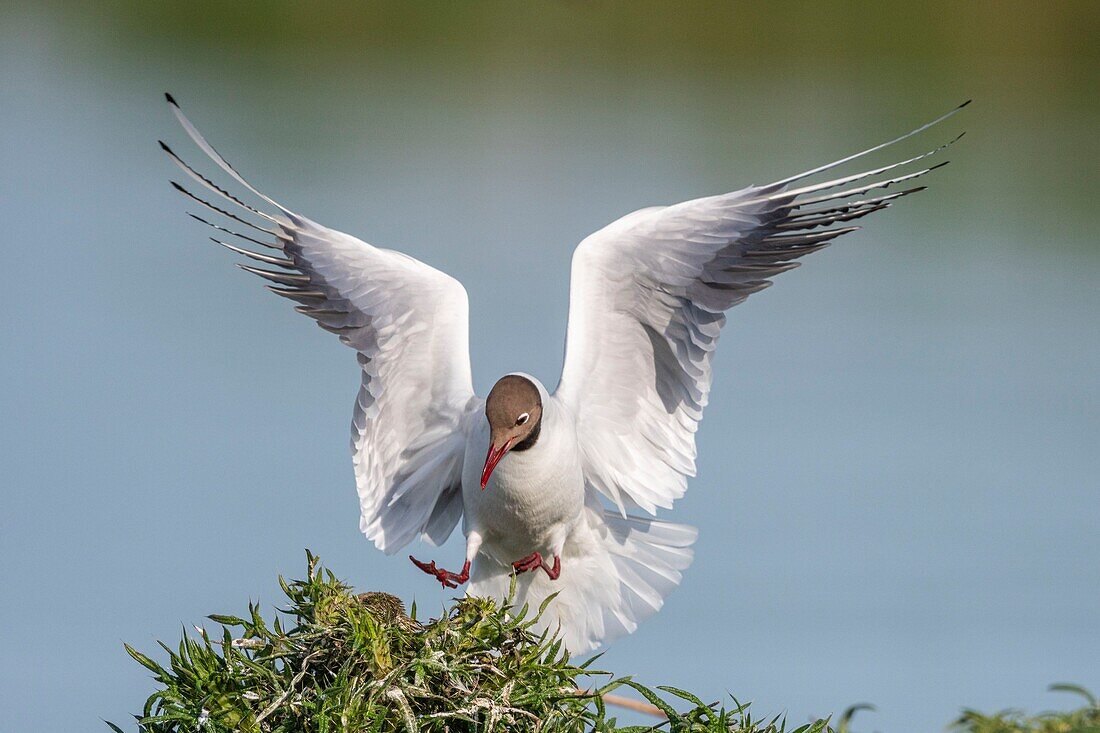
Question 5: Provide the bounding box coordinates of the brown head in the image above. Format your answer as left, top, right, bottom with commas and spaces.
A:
480, 374, 543, 489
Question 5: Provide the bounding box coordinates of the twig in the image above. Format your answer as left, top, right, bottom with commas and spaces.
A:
602, 692, 667, 719
575, 688, 667, 719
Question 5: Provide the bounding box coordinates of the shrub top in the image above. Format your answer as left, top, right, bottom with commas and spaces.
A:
114, 552, 1098, 733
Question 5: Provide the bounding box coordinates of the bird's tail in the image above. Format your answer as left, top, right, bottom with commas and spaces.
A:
467, 500, 697, 653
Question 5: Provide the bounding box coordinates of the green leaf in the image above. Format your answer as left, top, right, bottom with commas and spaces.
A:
618, 679, 681, 722
838, 702, 876, 731
656, 684, 707, 708
1049, 683, 1098, 707
123, 644, 164, 675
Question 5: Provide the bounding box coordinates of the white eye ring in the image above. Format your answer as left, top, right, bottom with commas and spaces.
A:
516, 412, 529, 426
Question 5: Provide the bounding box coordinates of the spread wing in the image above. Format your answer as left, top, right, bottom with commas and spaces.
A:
557, 103, 968, 515
161, 94, 476, 553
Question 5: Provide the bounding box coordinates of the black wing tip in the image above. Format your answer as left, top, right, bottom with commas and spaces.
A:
164, 92, 178, 107
958, 99, 972, 109
157, 139, 172, 153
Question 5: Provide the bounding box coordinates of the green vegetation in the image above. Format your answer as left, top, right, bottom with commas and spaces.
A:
113, 553, 1097, 733
952, 685, 1100, 733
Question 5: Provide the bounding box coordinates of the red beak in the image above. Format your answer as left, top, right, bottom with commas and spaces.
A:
480, 438, 513, 489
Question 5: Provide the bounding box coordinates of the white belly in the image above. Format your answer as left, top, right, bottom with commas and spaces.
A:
461, 400, 584, 562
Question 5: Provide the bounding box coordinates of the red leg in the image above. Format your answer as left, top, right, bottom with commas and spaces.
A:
409, 556, 470, 588
512, 551, 543, 574
541, 555, 561, 580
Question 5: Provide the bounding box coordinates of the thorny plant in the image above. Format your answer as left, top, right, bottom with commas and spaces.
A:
112, 552, 1096, 733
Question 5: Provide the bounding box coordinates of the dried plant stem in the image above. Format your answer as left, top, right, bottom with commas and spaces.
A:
600, 692, 667, 719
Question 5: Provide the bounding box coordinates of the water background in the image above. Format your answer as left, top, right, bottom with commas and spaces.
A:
1, 3, 1097, 731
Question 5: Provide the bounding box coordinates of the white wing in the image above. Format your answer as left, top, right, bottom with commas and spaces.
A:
162, 95, 476, 553
557, 103, 968, 515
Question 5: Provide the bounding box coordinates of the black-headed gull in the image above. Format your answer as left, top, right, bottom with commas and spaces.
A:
161, 94, 966, 653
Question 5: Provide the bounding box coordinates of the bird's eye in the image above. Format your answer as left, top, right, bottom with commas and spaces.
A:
516, 413, 529, 426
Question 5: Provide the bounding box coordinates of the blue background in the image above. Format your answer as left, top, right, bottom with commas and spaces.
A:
1, 3, 1097, 731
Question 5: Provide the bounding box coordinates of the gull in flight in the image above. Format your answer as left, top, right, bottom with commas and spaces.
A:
161, 94, 966, 653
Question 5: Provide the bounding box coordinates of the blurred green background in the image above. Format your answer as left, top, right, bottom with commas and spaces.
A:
1, 2, 1097, 732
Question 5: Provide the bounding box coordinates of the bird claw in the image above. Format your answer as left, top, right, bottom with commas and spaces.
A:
512, 551, 543, 574
409, 556, 470, 588
511, 552, 561, 580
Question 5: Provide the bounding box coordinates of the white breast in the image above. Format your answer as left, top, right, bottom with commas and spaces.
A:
461, 396, 585, 561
